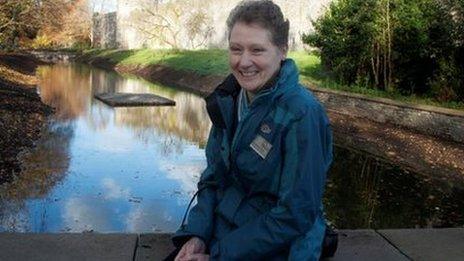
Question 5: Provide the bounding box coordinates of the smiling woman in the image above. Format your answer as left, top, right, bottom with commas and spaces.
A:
168, 1, 334, 261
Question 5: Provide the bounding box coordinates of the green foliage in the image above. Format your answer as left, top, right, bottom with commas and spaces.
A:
305, 0, 464, 102
31, 35, 54, 49
304, 0, 380, 85
69, 41, 91, 51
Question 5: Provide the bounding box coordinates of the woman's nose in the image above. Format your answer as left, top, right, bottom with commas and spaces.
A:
238, 52, 253, 68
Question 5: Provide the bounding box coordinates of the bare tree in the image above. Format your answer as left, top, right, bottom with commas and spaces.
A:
36, 0, 91, 47
186, 10, 213, 49
130, 0, 213, 49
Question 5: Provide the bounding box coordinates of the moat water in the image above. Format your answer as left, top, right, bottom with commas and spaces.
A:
0, 63, 462, 232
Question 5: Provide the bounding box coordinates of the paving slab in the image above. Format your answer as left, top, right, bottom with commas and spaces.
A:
95, 92, 176, 107
1, 229, 461, 260
135, 233, 175, 261
379, 228, 464, 261
134, 231, 407, 261
0, 233, 137, 261
327, 230, 408, 261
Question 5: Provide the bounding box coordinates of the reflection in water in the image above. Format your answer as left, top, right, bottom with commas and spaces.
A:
0, 63, 462, 232
0, 64, 209, 232
36, 64, 211, 145
325, 147, 464, 229
0, 123, 73, 232
37, 66, 92, 120
63, 197, 114, 232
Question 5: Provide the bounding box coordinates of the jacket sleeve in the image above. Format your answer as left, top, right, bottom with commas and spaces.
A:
209, 105, 333, 260
172, 126, 220, 247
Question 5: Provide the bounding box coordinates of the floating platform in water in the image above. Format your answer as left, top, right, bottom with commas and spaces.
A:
94, 93, 175, 107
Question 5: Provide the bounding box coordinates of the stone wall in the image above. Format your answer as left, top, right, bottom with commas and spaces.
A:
28, 51, 78, 63
311, 88, 464, 144
92, 12, 118, 49
93, 0, 332, 50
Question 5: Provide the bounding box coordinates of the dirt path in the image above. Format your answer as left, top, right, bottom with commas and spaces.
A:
0, 53, 53, 183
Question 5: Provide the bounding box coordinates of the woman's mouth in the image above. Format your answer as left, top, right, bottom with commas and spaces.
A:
240, 71, 259, 78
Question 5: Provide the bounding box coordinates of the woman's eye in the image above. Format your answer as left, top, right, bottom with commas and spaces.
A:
229, 47, 242, 53
252, 48, 264, 54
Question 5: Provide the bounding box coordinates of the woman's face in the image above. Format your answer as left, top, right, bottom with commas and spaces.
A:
229, 22, 287, 94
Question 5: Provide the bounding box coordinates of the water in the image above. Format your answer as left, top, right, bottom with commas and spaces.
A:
325, 149, 464, 229
0, 64, 210, 233
0, 63, 462, 232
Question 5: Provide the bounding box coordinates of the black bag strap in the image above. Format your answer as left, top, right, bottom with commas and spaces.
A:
179, 180, 218, 229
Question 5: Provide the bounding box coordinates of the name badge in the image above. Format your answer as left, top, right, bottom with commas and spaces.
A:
250, 135, 273, 159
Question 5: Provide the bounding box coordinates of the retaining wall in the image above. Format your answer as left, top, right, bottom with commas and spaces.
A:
28, 51, 78, 63
311, 87, 464, 143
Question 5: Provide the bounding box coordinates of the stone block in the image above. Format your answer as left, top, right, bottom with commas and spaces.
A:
327, 230, 408, 261
379, 228, 464, 261
135, 233, 175, 261
95, 92, 176, 107
0, 233, 138, 261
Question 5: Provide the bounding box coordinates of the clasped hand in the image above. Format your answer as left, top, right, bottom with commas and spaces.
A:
174, 237, 210, 261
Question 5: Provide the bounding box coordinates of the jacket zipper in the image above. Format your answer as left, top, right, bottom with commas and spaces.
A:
230, 92, 273, 158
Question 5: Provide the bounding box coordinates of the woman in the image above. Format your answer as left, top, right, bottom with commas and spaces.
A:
171, 1, 333, 260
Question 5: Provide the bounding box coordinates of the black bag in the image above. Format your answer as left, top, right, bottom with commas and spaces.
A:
320, 226, 339, 259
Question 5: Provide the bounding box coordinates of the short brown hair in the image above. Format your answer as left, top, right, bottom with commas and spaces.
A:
227, 0, 289, 48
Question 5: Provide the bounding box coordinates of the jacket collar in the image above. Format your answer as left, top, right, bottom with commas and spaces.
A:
216, 74, 241, 97
205, 74, 240, 130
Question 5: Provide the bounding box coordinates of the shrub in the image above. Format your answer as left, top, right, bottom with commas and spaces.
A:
305, 0, 464, 102
31, 35, 54, 49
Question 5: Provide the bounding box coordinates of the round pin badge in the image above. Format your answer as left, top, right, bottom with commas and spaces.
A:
260, 123, 272, 134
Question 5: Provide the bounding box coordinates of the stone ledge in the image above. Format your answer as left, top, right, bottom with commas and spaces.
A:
1, 229, 463, 260
0, 233, 137, 261
378, 228, 464, 261
330, 230, 408, 261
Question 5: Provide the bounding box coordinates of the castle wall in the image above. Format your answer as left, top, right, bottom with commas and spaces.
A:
92, 0, 332, 50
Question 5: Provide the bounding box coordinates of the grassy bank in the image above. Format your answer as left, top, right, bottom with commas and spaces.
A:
80, 48, 464, 110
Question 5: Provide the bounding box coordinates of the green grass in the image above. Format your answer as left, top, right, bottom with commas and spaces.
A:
82, 48, 230, 76
80, 48, 464, 110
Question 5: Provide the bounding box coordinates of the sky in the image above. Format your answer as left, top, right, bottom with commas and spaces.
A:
89, 0, 118, 13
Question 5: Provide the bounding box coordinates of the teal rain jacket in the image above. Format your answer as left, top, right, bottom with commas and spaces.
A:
173, 59, 333, 260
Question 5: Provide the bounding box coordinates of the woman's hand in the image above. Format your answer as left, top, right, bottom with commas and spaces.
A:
174, 237, 207, 261
179, 253, 210, 261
